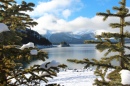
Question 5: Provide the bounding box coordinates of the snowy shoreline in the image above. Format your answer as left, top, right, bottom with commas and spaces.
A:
41, 68, 97, 86
40, 68, 114, 86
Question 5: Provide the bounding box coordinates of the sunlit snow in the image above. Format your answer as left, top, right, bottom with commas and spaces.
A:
0, 23, 10, 33
40, 68, 96, 86
40, 60, 60, 69
120, 69, 130, 85
20, 42, 35, 50
30, 49, 38, 55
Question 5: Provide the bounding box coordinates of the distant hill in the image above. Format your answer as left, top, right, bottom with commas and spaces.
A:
18, 29, 52, 45
43, 30, 95, 44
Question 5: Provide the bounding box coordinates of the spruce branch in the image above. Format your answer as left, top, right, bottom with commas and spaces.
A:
67, 59, 120, 69
109, 23, 122, 28
96, 12, 119, 20
126, 13, 130, 17
71, 0, 130, 85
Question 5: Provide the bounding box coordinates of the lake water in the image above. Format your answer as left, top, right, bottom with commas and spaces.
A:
29, 44, 130, 69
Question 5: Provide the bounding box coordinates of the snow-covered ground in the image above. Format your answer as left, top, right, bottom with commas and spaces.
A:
41, 68, 96, 86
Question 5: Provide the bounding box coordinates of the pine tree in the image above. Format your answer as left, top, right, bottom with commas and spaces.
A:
0, 0, 66, 86
0, 0, 37, 30
68, 0, 130, 85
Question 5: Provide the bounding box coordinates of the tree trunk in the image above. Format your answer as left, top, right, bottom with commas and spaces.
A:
120, 17, 125, 68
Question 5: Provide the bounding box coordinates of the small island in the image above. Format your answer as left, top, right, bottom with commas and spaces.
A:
58, 42, 70, 47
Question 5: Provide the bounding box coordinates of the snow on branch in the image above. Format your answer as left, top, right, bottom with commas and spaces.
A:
30, 49, 38, 55
120, 70, 130, 85
40, 60, 60, 69
20, 42, 34, 50
0, 23, 10, 33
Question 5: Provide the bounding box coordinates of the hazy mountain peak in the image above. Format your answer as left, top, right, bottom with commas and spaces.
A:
43, 30, 95, 44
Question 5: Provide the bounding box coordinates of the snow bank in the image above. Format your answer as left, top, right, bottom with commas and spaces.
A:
40, 68, 116, 86
0, 23, 10, 33
10, 67, 114, 86
41, 68, 96, 86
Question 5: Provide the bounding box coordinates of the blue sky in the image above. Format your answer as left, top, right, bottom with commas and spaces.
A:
16, 0, 130, 35
18, 0, 130, 18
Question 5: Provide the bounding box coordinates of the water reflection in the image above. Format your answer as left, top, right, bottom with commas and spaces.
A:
28, 44, 130, 69
29, 44, 97, 69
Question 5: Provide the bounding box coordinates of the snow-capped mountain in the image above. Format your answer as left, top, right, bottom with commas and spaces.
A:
43, 30, 95, 44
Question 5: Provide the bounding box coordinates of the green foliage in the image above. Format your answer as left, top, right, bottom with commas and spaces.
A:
0, 31, 22, 45
21, 29, 52, 45
0, 0, 37, 30
0, 0, 66, 86
68, 0, 130, 85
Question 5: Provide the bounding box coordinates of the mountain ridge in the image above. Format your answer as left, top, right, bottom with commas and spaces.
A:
43, 30, 95, 44
17, 29, 52, 45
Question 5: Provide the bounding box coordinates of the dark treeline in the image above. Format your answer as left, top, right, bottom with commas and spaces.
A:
20, 29, 52, 45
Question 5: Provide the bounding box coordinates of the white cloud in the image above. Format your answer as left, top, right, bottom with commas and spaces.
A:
30, 0, 130, 35
32, 13, 130, 35
62, 9, 71, 19
27, 0, 82, 18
